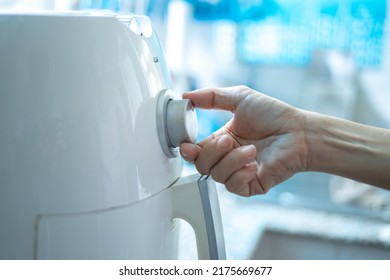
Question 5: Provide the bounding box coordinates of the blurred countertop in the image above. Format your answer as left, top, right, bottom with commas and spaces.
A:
219, 186, 390, 259
180, 163, 390, 260
177, 178, 390, 260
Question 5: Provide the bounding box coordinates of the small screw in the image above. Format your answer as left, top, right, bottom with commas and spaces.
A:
153, 56, 159, 63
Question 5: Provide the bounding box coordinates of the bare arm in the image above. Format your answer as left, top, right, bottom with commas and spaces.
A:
305, 111, 390, 190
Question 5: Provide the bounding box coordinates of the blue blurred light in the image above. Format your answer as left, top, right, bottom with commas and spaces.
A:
237, 0, 387, 68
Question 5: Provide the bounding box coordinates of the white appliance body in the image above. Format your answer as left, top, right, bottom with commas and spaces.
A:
0, 12, 224, 259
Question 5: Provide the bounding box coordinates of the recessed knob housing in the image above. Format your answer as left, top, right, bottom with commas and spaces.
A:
156, 89, 198, 158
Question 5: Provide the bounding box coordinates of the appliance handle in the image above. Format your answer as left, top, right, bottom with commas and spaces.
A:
170, 173, 226, 260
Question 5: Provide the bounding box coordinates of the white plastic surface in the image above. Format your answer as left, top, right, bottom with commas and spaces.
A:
166, 98, 198, 147
36, 173, 226, 260
170, 174, 226, 260
156, 89, 198, 158
0, 12, 181, 259
37, 190, 178, 259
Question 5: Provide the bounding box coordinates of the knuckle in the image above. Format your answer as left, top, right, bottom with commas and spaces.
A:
237, 84, 249, 91
209, 167, 225, 184
235, 85, 252, 95
225, 181, 248, 197
195, 162, 210, 175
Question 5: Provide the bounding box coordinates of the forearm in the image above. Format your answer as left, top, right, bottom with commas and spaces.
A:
304, 111, 390, 189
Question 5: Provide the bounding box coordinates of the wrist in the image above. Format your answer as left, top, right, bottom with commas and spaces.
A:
303, 111, 356, 174
303, 111, 331, 173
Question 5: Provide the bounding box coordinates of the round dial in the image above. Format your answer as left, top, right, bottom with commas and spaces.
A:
156, 89, 198, 158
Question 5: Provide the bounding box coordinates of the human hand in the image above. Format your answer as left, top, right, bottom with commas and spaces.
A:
180, 86, 309, 197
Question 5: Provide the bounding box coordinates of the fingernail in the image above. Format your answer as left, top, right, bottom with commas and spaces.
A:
241, 145, 256, 158
217, 135, 231, 149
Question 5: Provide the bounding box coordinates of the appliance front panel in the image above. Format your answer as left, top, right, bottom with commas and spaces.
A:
0, 12, 182, 259
37, 189, 179, 259
0, 13, 181, 215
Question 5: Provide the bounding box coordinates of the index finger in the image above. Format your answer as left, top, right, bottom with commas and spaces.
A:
182, 86, 250, 112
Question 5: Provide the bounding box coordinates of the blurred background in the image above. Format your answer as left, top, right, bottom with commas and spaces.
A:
2, 0, 390, 259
